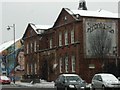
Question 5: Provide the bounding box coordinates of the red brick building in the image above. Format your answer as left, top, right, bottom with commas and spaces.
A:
22, 23, 53, 80
23, 8, 120, 83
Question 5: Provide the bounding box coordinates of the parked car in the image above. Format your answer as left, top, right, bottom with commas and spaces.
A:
0, 76, 11, 84
54, 74, 87, 90
118, 77, 120, 81
91, 73, 120, 90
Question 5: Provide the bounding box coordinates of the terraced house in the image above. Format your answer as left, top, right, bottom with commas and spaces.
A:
22, 6, 120, 82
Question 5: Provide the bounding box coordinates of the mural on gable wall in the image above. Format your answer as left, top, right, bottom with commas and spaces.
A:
15, 50, 25, 72
84, 18, 118, 58
0, 40, 24, 79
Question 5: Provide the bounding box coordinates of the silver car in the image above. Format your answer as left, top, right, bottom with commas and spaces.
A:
91, 73, 120, 90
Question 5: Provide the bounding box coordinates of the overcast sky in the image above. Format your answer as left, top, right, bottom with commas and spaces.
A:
0, 0, 119, 45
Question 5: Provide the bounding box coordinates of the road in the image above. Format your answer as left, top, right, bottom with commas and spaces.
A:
2, 84, 119, 90
3, 84, 111, 90
1, 84, 91, 90
1, 84, 57, 90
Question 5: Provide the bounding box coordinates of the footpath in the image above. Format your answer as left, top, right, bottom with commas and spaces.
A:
11, 80, 55, 88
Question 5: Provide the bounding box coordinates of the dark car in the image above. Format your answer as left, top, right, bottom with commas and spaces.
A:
54, 74, 87, 90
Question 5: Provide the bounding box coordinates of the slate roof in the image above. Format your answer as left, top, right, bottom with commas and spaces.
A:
65, 8, 118, 18
0, 38, 21, 53
30, 23, 53, 34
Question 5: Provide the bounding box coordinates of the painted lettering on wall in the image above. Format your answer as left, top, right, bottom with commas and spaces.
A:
87, 22, 114, 34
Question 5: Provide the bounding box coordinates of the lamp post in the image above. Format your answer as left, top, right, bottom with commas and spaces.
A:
7, 24, 16, 84
113, 46, 118, 76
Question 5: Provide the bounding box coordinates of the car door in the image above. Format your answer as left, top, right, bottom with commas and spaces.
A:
92, 75, 99, 88
57, 76, 65, 88
96, 75, 103, 89
92, 75, 102, 88
59, 76, 65, 88
57, 76, 62, 87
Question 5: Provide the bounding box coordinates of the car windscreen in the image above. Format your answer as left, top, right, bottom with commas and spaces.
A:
102, 75, 118, 82
65, 76, 82, 82
0, 76, 9, 80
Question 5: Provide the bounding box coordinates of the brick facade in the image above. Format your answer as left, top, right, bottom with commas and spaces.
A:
23, 8, 120, 83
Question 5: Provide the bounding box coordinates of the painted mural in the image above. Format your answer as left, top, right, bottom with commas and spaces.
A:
15, 50, 25, 72
84, 18, 118, 58
0, 39, 24, 80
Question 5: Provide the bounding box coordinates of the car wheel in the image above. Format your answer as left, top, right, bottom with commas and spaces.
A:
102, 85, 105, 90
56, 87, 60, 90
92, 87, 95, 90
91, 84, 95, 90
64, 87, 67, 90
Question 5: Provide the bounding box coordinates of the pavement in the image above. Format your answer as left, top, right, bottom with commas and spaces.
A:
11, 80, 91, 89
12, 80, 55, 88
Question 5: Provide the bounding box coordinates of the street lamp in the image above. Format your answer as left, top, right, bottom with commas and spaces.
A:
7, 24, 16, 84
113, 46, 118, 76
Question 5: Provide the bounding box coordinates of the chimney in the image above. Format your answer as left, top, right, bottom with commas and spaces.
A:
78, 0, 87, 10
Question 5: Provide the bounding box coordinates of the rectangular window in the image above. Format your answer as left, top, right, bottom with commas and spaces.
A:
37, 54, 39, 71
34, 41, 37, 52
59, 32, 62, 46
50, 38, 52, 48
71, 29, 75, 44
26, 44, 29, 54
27, 64, 29, 74
35, 63, 37, 74
31, 64, 33, 74
65, 31, 68, 45
71, 55, 76, 72
65, 56, 68, 73
59, 58, 62, 73
31, 43, 33, 53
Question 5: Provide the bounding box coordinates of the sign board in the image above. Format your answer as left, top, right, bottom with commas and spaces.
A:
84, 18, 118, 58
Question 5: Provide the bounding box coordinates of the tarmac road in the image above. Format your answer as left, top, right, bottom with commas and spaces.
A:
1, 84, 56, 90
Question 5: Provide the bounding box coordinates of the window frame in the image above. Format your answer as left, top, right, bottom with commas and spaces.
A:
49, 37, 52, 48
35, 62, 37, 74
71, 55, 76, 72
65, 31, 68, 45
26, 44, 29, 54
34, 41, 37, 52
30, 43, 33, 53
59, 58, 62, 73
71, 29, 75, 44
59, 32, 62, 46
65, 56, 69, 73
27, 63, 29, 74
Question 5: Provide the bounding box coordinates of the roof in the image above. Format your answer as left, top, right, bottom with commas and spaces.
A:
95, 73, 115, 76
22, 23, 53, 39
65, 8, 118, 18
30, 23, 53, 34
61, 74, 79, 77
0, 38, 21, 53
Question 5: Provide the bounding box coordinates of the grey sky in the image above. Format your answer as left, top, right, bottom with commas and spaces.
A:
0, 0, 119, 44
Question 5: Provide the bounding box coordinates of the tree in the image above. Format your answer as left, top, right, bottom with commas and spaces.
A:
88, 29, 112, 58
